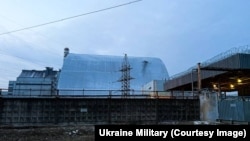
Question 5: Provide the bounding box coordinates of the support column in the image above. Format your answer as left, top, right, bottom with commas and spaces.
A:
197, 62, 202, 94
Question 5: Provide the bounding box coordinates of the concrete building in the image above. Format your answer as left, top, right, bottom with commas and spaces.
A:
8, 67, 58, 96
142, 80, 171, 98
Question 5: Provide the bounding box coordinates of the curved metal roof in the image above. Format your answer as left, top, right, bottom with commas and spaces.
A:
57, 53, 169, 95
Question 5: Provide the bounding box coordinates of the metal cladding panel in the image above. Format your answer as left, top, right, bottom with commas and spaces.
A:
165, 53, 250, 90
243, 101, 250, 121
57, 53, 169, 95
203, 53, 250, 70
218, 100, 246, 121
239, 53, 250, 69
206, 53, 241, 69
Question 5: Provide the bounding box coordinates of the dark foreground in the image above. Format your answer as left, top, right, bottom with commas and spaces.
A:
0, 125, 95, 141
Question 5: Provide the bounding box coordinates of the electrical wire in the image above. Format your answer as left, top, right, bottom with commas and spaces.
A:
0, 0, 142, 36
0, 51, 46, 68
0, 13, 69, 54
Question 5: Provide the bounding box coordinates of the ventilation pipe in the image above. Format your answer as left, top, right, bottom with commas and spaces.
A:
64, 47, 69, 58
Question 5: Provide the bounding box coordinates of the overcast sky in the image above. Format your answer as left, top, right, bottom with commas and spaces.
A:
0, 0, 250, 88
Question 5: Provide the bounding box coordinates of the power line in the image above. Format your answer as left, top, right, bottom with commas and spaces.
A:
0, 51, 47, 68
0, 0, 142, 36
0, 13, 69, 52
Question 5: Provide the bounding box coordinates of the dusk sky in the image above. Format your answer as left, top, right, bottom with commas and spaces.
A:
0, 0, 250, 88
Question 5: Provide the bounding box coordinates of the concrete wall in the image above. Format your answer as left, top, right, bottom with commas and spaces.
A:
0, 97, 200, 126
199, 92, 219, 122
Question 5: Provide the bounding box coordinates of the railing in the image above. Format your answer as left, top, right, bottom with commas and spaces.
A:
0, 88, 199, 99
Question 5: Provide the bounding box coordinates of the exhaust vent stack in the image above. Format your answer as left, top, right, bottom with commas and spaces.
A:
64, 47, 69, 58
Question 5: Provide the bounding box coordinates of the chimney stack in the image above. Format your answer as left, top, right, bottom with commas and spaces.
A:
64, 47, 69, 58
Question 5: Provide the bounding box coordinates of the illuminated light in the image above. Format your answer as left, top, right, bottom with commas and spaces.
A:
230, 84, 234, 89
237, 79, 242, 83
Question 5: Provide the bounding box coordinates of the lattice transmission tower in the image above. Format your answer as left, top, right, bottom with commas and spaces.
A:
118, 54, 134, 98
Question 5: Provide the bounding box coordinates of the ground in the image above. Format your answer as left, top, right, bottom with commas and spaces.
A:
0, 121, 240, 141
0, 125, 95, 141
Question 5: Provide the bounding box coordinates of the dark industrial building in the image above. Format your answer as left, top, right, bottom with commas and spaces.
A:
165, 46, 250, 123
